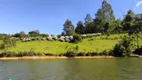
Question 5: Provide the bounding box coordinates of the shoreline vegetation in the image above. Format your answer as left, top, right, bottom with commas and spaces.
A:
0, 56, 114, 60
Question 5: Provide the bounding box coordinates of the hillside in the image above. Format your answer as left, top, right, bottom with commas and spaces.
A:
0, 34, 128, 54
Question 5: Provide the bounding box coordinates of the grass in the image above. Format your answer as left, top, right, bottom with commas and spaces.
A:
0, 33, 141, 55
0, 38, 118, 55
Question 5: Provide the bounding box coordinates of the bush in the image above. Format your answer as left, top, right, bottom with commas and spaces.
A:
44, 53, 54, 56
77, 52, 86, 56
1, 37, 17, 50
112, 38, 133, 57
64, 51, 77, 57
86, 52, 98, 56
133, 46, 142, 55
64, 45, 79, 57
0, 51, 16, 57
101, 50, 109, 56
72, 34, 82, 43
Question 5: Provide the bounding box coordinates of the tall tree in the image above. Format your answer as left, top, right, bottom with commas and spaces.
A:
85, 22, 95, 33
63, 19, 75, 35
84, 14, 92, 26
19, 31, 26, 38
94, 0, 115, 32
102, 0, 115, 22
122, 10, 135, 31
75, 21, 85, 34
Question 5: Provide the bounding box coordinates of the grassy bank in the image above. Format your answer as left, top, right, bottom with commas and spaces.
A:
0, 39, 118, 54
0, 34, 142, 57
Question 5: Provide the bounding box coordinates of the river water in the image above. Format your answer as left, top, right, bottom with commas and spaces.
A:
0, 58, 142, 80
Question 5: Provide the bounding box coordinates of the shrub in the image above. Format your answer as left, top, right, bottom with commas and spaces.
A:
44, 53, 54, 56
86, 52, 91, 56
112, 38, 133, 57
86, 52, 98, 56
1, 37, 17, 50
72, 34, 82, 43
75, 45, 79, 51
64, 51, 77, 57
0, 51, 16, 57
77, 52, 86, 56
133, 46, 142, 55
64, 45, 79, 57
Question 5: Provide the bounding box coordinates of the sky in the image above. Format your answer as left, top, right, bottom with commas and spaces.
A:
0, 0, 142, 35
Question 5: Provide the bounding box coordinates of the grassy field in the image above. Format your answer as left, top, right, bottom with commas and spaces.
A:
0, 33, 142, 55
5, 39, 118, 54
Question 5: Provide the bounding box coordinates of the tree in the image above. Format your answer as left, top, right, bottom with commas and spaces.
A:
94, 0, 115, 32
85, 22, 96, 33
129, 20, 142, 48
63, 19, 75, 35
19, 31, 26, 38
75, 21, 85, 34
112, 19, 123, 33
40, 34, 48, 37
122, 10, 135, 31
84, 14, 93, 33
28, 30, 40, 37
0, 34, 10, 40
101, 0, 115, 22
72, 34, 82, 43
84, 14, 92, 26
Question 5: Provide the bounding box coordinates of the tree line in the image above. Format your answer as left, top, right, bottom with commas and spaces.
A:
63, 0, 142, 36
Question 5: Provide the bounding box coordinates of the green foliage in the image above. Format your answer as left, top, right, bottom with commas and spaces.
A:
85, 22, 96, 33
40, 34, 48, 37
13, 31, 27, 39
72, 34, 82, 43
134, 46, 142, 55
63, 19, 75, 35
112, 37, 133, 57
0, 34, 10, 40
0, 37, 16, 50
122, 10, 135, 31
77, 52, 86, 56
64, 45, 79, 57
75, 21, 85, 34
28, 30, 40, 37
0, 51, 16, 57
95, 0, 115, 23
84, 14, 93, 26
112, 19, 123, 33
86, 52, 98, 56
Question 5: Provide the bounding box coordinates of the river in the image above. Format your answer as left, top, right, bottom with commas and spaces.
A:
0, 58, 142, 80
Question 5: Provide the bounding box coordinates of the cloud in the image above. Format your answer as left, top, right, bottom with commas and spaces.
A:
136, 0, 142, 7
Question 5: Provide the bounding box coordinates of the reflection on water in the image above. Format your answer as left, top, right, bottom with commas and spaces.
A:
0, 58, 142, 80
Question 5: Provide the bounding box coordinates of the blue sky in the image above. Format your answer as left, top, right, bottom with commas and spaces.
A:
0, 0, 142, 35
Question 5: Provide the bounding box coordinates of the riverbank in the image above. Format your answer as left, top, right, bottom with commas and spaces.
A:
0, 56, 114, 60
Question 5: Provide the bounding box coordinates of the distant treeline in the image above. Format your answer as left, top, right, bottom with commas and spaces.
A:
62, 0, 142, 36
0, 1, 142, 40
